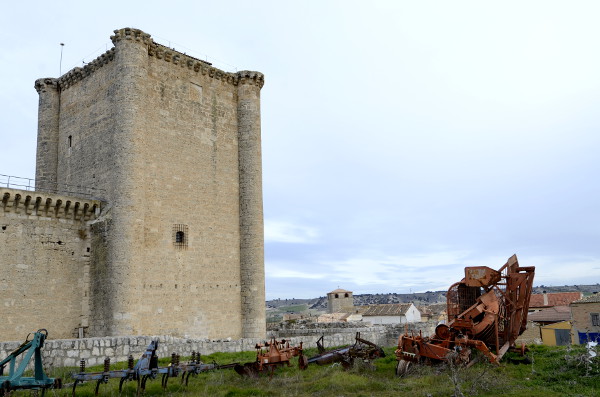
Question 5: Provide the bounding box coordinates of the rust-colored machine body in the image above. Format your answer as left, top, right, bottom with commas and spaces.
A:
302, 332, 385, 369
395, 255, 534, 375
234, 338, 304, 377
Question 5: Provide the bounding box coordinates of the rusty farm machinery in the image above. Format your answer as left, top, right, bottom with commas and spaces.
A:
72, 339, 235, 395
301, 332, 385, 369
233, 338, 305, 377
232, 333, 385, 376
395, 254, 535, 376
0, 329, 62, 396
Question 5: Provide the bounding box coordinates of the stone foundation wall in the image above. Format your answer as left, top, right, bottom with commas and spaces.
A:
0, 322, 438, 369
270, 321, 439, 348
516, 321, 542, 345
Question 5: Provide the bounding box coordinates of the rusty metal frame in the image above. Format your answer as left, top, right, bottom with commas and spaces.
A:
395, 255, 535, 375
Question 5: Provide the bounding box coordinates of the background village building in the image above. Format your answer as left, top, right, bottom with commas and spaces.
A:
528, 292, 583, 312
539, 321, 572, 346
360, 303, 421, 325
526, 306, 572, 345
518, 291, 584, 346
570, 293, 600, 344
0, 28, 266, 341
527, 306, 572, 326
417, 303, 447, 323
327, 288, 354, 314
317, 312, 351, 323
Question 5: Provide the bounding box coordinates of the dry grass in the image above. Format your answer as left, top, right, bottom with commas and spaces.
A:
11, 344, 600, 397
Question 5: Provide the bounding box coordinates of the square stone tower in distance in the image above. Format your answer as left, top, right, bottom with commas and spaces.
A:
327, 289, 354, 313
34, 28, 266, 339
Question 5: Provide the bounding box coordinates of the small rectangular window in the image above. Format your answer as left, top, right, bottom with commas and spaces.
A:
173, 224, 188, 249
591, 313, 600, 327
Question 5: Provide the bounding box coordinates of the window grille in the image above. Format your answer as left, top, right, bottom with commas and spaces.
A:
592, 313, 600, 327
172, 224, 188, 248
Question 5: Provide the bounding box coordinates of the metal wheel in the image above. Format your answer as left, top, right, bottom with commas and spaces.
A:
396, 359, 411, 377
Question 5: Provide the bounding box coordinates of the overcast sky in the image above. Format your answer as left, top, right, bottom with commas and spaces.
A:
1, 1, 599, 299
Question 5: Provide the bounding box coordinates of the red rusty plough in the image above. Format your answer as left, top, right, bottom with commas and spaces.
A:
234, 338, 304, 377
395, 254, 535, 376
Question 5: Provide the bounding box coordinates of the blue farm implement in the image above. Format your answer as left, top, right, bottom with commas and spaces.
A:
72, 340, 224, 396
0, 329, 62, 396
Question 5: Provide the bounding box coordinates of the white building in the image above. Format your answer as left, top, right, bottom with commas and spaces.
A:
361, 303, 421, 325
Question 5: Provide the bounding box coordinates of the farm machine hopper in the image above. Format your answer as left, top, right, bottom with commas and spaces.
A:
395, 254, 535, 376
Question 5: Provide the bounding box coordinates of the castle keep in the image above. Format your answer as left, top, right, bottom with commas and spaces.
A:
0, 28, 266, 340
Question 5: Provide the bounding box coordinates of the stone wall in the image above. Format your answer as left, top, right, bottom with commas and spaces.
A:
0, 335, 262, 370
0, 323, 438, 369
516, 321, 542, 345
570, 300, 600, 344
0, 333, 375, 370
0, 188, 101, 340
269, 321, 438, 348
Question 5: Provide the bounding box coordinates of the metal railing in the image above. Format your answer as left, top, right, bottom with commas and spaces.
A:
0, 174, 106, 201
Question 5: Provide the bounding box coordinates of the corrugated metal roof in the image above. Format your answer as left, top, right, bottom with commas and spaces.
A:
362, 303, 413, 316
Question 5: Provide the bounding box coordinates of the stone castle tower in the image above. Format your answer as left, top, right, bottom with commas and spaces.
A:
1, 27, 265, 340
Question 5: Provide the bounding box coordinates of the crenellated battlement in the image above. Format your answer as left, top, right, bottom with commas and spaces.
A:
0, 188, 101, 221
34, 78, 58, 93
148, 42, 264, 88
237, 70, 265, 88
50, 27, 264, 91
110, 27, 153, 45
57, 48, 115, 90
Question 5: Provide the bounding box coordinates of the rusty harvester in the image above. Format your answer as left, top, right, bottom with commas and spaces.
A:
395, 254, 535, 376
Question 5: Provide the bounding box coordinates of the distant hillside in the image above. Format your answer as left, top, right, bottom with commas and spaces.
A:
532, 284, 600, 294
266, 284, 600, 312
306, 291, 447, 310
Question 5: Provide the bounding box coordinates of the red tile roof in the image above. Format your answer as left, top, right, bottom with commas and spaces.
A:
529, 292, 583, 308
572, 293, 600, 304
328, 288, 352, 294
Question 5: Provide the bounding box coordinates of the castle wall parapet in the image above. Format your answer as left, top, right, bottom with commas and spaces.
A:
0, 328, 394, 369
50, 27, 264, 92
0, 188, 101, 221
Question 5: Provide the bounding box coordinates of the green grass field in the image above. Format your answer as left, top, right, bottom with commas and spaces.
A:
22, 344, 600, 397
